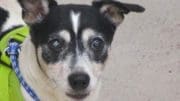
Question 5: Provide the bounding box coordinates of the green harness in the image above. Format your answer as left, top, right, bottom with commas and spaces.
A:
0, 26, 29, 101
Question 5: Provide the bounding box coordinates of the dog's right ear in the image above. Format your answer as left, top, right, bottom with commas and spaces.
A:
18, 0, 57, 25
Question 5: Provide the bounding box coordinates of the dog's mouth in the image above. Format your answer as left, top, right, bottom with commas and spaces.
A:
66, 92, 90, 100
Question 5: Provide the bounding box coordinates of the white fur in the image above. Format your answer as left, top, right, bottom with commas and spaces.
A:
59, 30, 71, 43
70, 11, 81, 34
19, 37, 66, 101
82, 29, 96, 44
74, 53, 103, 91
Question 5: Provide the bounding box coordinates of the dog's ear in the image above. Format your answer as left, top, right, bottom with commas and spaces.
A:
92, 0, 145, 26
18, 0, 58, 25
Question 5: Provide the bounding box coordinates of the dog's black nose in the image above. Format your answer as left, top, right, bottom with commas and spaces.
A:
68, 73, 90, 91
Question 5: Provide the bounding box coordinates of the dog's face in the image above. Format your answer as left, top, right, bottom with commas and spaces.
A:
18, 0, 144, 100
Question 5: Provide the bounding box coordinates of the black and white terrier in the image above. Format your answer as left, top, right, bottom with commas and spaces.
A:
0, 0, 144, 100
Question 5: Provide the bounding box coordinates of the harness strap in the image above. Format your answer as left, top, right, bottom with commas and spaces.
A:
7, 42, 40, 101
0, 26, 29, 101
0, 26, 29, 66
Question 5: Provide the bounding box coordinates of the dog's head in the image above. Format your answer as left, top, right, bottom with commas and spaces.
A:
18, 0, 144, 100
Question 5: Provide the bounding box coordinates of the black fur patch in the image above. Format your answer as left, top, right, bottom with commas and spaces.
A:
0, 7, 9, 32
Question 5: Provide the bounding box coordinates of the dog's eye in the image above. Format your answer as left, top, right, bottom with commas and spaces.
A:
90, 38, 104, 51
48, 39, 65, 52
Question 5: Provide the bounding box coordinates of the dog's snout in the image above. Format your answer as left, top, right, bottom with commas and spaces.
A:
68, 73, 90, 91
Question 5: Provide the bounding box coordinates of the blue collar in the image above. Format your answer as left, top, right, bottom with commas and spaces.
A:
7, 41, 40, 101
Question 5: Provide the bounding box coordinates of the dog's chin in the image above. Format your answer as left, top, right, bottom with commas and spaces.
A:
66, 91, 90, 100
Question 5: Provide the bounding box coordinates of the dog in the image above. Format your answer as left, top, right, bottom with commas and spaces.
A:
0, 0, 145, 100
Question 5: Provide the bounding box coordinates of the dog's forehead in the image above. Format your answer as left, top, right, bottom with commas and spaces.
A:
47, 5, 114, 41
31, 4, 115, 45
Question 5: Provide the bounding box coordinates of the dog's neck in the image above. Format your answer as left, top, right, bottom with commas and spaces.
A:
19, 36, 66, 101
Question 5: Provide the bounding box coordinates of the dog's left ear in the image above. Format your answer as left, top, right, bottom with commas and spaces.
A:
18, 0, 58, 25
92, 0, 145, 26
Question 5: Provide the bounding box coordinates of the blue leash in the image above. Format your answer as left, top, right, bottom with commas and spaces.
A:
7, 41, 40, 101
